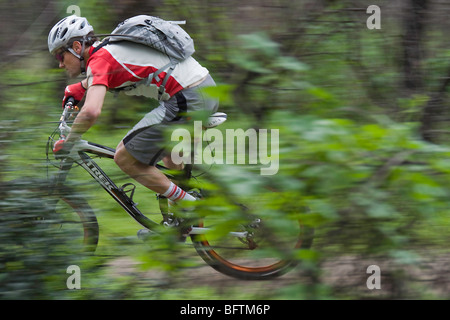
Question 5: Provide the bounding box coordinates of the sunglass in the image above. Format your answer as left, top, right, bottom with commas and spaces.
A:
54, 50, 68, 63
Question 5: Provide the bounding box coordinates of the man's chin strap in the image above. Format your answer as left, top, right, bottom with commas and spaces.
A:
67, 36, 88, 75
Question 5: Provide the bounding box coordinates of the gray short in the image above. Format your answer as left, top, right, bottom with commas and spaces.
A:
122, 74, 219, 165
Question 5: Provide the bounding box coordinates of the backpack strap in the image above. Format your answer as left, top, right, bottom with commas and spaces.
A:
156, 63, 176, 100
152, 61, 174, 82
91, 38, 110, 55
136, 61, 178, 100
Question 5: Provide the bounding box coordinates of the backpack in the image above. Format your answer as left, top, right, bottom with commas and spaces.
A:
95, 15, 195, 100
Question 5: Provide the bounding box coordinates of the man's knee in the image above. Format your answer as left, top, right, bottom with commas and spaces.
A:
162, 155, 184, 170
114, 141, 130, 169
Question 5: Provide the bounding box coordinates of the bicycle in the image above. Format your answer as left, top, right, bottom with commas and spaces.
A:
43, 98, 314, 280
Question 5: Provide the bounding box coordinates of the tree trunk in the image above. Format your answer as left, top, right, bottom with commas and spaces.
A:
402, 0, 428, 93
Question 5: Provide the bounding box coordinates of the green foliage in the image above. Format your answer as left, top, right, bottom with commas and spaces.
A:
2, 0, 450, 300
271, 112, 450, 255
0, 180, 94, 299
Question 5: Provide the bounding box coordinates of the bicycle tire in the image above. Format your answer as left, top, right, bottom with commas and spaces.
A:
16, 179, 99, 253
56, 186, 99, 252
191, 218, 314, 280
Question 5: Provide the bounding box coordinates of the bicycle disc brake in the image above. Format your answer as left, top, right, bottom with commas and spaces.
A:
237, 218, 261, 250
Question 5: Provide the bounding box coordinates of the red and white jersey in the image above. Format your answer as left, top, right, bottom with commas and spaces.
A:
86, 41, 209, 100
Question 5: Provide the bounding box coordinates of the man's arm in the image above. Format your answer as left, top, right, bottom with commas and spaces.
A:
81, 79, 88, 90
66, 84, 107, 143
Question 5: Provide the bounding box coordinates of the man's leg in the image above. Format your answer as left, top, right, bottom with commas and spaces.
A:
114, 141, 195, 201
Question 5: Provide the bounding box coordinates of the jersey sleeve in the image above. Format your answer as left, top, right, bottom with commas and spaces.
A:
86, 57, 112, 89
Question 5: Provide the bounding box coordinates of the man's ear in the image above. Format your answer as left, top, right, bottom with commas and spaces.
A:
72, 41, 82, 55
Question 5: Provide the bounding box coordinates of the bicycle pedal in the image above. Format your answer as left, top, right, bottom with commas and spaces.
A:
161, 212, 181, 227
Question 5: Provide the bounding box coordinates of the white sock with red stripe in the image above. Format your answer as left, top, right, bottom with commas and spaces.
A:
162, 182, 196, 202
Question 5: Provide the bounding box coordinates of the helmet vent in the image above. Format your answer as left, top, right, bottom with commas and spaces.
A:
60, 28, 68, 39
56, 17, 67, 26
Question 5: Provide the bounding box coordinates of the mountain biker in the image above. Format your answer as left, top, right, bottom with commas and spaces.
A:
48, 15, 218, 207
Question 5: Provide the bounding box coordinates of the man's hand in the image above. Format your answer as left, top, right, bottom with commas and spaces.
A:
53, 139, 75, 159
62, 82, 86, 108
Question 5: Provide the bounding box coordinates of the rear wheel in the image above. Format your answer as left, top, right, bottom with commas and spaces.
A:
191, 209, 314, 280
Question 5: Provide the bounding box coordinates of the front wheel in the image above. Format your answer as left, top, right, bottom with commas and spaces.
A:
53, 187, 99, 252
15, 179, 99, 253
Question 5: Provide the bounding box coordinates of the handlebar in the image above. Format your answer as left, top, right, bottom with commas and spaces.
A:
46, 97, 82, 163
61, 97, 77, 121
58, 97, 79, 139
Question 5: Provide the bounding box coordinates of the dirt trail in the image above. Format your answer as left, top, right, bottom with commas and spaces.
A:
106, 252, 450, 299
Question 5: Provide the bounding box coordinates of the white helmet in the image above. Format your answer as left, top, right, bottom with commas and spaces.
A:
48, 15, 94, 54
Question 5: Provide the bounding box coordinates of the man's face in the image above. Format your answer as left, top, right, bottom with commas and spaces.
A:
54, 42, 82, 78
